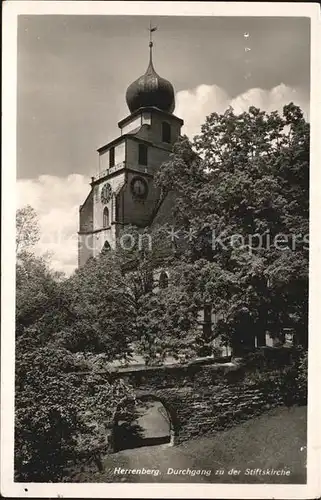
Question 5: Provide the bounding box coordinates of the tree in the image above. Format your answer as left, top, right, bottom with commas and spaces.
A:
15, 205, 65, 338
113, 225, 200, 364
16, 205, 40, 255
56, 251, 138, 358
134, 269, 200, 364
155, 104, 309, 353
15, 207, 134, 481
15, 338, 133, 481
16, 251, 63, 338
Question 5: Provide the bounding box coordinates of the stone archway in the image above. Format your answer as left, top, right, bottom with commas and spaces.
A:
111, 395, 176, 453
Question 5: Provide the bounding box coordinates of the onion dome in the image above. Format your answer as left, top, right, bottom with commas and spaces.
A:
126, 40, 175, 114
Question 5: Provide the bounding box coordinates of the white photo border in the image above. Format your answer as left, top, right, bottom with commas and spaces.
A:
1, 2, 320, 498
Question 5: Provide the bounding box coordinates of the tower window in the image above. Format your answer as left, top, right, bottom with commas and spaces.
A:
109, 147, 115, 168
103, 207, 110, 227
138, 144, 148, 166
162, 122, 171, 143
159, 270, 169, 289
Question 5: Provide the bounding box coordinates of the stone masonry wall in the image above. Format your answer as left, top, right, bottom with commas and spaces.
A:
108, 350, 297, 446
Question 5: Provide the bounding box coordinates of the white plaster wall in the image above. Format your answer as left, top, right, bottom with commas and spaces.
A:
115, 142, 125, 164
121, 116, 141, 135
99, 140, 125, 174
99, 149, 109, 172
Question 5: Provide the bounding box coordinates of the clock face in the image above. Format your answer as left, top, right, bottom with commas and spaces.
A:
101, 183, 112, 204
130, 176, 148, 200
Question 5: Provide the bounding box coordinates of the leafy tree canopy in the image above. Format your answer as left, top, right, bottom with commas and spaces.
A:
15, 207, 134, 482
154, 103, 309, 351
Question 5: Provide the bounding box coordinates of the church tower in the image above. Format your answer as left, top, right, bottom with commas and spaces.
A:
78, 29, 184, 267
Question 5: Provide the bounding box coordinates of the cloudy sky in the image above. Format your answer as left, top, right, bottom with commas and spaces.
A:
17, 15, 310, 274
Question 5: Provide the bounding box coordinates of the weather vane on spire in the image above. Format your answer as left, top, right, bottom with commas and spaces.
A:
149, 21, 158, 48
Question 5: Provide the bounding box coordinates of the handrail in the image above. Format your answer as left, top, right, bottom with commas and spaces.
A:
94, 161, 148, 181
95, 161, 126, 180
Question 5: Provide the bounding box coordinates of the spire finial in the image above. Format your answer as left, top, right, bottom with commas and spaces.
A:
148, 21, 157, 63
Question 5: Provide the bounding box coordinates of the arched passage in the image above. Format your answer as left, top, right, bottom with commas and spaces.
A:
111, 395, 176, 453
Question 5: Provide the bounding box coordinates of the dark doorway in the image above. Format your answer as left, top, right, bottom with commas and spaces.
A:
112, 398, 172, 452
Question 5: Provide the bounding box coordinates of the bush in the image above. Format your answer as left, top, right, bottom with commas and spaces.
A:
243, 348, 308, 407
15, 341, 134, 482
296, 349, 308, 403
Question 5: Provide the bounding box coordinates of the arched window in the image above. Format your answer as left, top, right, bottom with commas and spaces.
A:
159, 270, 169, 289
103, 207, 110, 228
162, 122, 171, 143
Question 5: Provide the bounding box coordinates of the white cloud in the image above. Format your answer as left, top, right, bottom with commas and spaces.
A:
18, 84, 309, 275
175, 84, 230, 139
176, 83, 309, 140
17, 174, 89, 275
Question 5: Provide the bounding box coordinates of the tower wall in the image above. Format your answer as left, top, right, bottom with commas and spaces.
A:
149, 112, 182, 147
92, 226, 116, 256
119, 171, 161, 227
126, 137, 174, 176
78, 190, 94, 267
78, 46, 183, 267
93, 173, 125, 231
78, 233, 93, 268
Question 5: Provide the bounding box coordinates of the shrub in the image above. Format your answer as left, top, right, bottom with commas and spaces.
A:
243, 347, 308, 407
15, 341, 134, 482
296, 349, 308, 404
